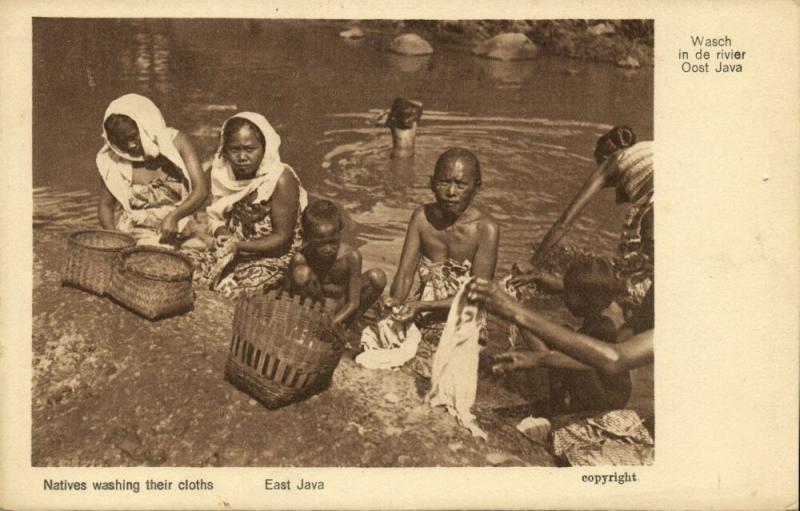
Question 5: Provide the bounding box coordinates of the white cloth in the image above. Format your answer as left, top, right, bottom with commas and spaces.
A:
206, 112, 308, 234
426, 278, 487, 440
95, 94, 193, 230
356, 318, 422, 370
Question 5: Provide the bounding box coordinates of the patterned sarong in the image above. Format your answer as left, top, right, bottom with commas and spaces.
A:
408, 257, 486, 378
186, 190, 302, 300
117, 177, 187, 247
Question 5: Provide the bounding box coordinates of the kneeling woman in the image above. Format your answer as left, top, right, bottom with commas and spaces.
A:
97, 94, 208, 246
194, 112, 308, 299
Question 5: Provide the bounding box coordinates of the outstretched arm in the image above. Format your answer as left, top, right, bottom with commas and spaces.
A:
159, 132, 209, 243
468, 278, 653, 375
334, 250, 364, 325
512, 161, 615, 281
531, 161, 613, 265
171, 132, 209, 220
389, 208, 423, 303
98, 177, 117, 230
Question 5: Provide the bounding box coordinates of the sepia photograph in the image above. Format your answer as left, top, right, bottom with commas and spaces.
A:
30, 17, 656, 469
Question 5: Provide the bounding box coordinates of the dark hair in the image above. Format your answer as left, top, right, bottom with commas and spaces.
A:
104, 114, 138, 149
434, 147, 482, 185
302, 199, 343, 234
223, 117, 266, 149
563, 258, 621, 311
594, 126, 637, 165
386, 97, 423, 129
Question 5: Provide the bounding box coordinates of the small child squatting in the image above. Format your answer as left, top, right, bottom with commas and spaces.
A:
287, 200, 386, 325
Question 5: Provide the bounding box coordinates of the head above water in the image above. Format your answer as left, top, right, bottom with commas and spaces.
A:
104, 114, 143, 159
386, 97, 423, 130
222, 117, 267, 179
302, 200, 344, 259
562, 257, 622, 318
430, 148, 482, 216
594, 126, 637, 165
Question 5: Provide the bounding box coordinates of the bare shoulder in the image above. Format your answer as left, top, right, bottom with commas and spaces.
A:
471, 207, 499, 233
172, 130, 193, 149
291, 251, 307, 265
276, 167, 300, 190
339, 243, 362, 266
408, 204, 430, 229
410, 204, 427, 222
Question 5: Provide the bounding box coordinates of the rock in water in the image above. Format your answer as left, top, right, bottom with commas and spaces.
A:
471, 33, 539, 61
617, 55, 641, 69
587, 22, 615, 36
340, 27, 364, 39
389, 33, 433, 56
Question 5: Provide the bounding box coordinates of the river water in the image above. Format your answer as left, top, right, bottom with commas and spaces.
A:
33, 19, 653, 276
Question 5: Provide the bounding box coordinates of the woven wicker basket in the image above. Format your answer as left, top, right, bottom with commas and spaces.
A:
62, 230, 136, 295
108, 246, 194, 320
225, 289, 344, 409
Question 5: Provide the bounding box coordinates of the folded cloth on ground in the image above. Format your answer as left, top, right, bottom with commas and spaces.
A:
355, 317, 422, 370
552, 409, 654, 466
426, 278, 487, 440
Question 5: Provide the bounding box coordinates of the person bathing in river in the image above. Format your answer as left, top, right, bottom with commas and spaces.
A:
375, 97, 423, 158
97, 93, 208, 246
513, 126, 653, 307
190, 112, 308, 299
386, 147, 499, 377
286, 199, 387, 326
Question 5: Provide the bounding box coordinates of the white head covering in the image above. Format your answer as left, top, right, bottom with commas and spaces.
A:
95, 94, 191, 215
206, 112, 308, 233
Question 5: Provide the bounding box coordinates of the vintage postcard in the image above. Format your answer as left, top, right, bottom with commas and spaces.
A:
1, 0, 797, 509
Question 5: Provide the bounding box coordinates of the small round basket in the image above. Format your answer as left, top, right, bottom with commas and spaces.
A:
62, 230, 136, 295
225, 289, 344, 409
108, 246, 194, 320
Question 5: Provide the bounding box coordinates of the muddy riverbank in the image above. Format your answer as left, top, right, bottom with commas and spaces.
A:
33, 228, 563, 467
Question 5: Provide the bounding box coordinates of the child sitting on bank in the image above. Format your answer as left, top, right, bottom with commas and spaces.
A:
498, 258, 632, 413
287, 200, 386, 326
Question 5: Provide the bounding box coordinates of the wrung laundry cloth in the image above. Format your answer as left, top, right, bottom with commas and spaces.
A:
426, 278, 487, 440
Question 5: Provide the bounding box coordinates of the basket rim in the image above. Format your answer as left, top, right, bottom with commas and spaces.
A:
117, 246, 194, 282
68, 229, 136, 252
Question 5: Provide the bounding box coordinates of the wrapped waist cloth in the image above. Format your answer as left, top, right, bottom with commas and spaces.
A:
409, 257, 486, 378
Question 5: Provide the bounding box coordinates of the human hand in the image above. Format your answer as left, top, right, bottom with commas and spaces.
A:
213, 226, 233, 238
159, 213, 180, 245
392, 301, 422, 323
466, 278, 520, 320
513, 260, 535, 275
491, 350, 550, 374
381, 296, 400, 311
373, 109, 390, 127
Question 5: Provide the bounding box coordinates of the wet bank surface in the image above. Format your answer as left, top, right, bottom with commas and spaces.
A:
33, 228, 558, 467
31, 20, 653, 466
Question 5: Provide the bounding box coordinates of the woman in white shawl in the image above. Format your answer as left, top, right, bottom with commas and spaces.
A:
97, 94, 208, 246
191, 112, 308, 299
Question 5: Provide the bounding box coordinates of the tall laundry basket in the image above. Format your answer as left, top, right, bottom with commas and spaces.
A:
225, 289, 344, 409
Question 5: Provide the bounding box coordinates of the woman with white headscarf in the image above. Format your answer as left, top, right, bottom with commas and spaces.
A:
97, 93, 208, 246
191, 112, 308, 299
